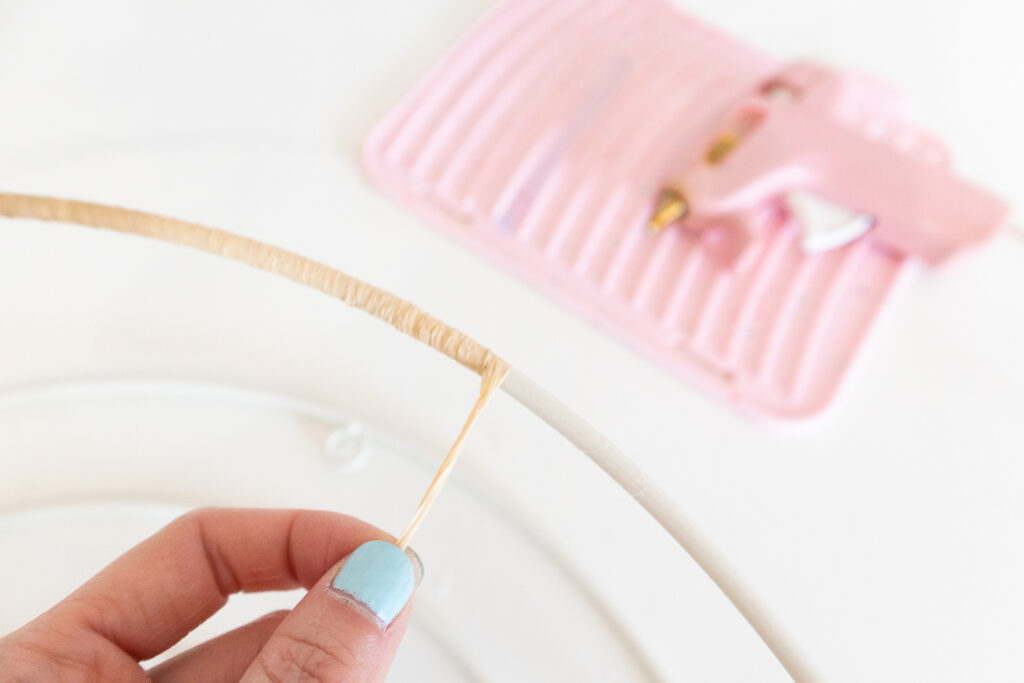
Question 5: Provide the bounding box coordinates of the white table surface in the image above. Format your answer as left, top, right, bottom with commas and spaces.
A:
0, 1, 1021, 681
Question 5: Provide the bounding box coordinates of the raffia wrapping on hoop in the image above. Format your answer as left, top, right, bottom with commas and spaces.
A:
0, 192, 509, 549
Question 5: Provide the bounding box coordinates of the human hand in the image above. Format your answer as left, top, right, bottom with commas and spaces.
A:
0, 508, 421, 682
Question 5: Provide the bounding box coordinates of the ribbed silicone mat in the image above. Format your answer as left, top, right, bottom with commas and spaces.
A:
364, 0, 908, 419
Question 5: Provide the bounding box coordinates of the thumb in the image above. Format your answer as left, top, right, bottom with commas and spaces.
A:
242, 540, 421, 683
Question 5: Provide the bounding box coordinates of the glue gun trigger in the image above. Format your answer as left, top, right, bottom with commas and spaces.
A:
785, 190, 876, 253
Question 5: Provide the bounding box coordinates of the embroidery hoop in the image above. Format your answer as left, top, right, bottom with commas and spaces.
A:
0, 193, 818, 682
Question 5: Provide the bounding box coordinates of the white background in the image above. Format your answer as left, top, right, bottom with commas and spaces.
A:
0, 1, 1022, 681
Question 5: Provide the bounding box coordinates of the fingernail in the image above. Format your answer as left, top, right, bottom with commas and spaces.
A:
404, 546, 425, 586
331, 541, 416, 626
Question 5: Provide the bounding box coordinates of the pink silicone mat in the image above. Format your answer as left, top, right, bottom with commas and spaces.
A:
364, 0, 909, 419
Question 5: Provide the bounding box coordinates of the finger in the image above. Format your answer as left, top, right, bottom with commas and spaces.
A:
244, 541, 418, 683
148, 610, 288, 683
42, 508, 391, 660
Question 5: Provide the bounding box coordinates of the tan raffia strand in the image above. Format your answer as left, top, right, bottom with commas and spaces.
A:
0, 193, 509, 550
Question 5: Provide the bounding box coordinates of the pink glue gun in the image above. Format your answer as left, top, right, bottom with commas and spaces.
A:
364, 0, 1008, 419
657, 61, 1007, 269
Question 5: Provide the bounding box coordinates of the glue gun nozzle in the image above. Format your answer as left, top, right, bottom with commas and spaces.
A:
647, 188, 688, 234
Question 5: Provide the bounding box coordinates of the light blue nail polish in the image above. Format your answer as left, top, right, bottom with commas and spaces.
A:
332, 541, 415, 626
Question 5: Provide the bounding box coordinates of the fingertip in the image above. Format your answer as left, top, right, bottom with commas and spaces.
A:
256, 609, 290, 623
241, 540, 420, 682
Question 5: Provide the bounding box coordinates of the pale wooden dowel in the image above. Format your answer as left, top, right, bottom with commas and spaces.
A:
500, 368, 820, 683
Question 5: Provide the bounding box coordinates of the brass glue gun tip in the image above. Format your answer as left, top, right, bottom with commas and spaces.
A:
647, 187, 688, 234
